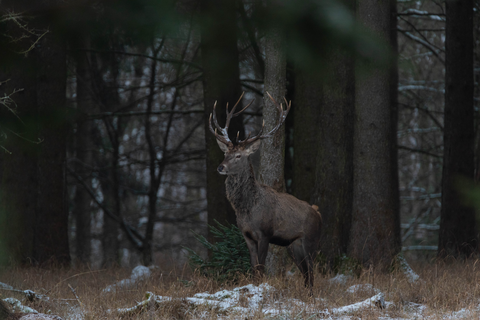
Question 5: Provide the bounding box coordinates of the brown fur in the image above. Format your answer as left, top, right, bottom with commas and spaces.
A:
219, 143, 323, 289
211, 94, 322, 290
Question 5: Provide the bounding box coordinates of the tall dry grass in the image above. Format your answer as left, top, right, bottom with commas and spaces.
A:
0, 259, 479, 319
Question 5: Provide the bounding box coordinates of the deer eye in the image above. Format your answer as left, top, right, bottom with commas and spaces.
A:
235, 154, 241, 159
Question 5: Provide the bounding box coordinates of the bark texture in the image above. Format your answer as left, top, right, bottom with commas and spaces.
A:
259, 24, 287, 192
72, 37, 94, 264
258, 6, 289, 275
0, 40, 38, 264
200, 0, 245, 235
438, 0, 476, 258
310, 45, 355, 264
1, 0, 70, 265
348, 0, 400, 268
292, 69, 321, 204
34, 13, 70, 265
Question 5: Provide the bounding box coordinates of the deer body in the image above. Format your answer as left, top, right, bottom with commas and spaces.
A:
209, 93, 322, 288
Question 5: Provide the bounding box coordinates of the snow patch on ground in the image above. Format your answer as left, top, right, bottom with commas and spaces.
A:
0, 282, 14, 290
3, 297, 39, 313
346, 283, 381, 295
102, 265, 152, 293
113, 282, 388, 318
330, 292, 385, 315
328, 273, 352, 285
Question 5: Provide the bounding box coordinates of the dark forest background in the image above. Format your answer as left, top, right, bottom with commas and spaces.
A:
0, 0, 478, 271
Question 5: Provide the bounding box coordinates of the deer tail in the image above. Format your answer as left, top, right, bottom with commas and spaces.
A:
311, 204, 322, 220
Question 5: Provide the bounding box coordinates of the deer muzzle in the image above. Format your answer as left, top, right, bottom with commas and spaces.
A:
217, 164, 227, 175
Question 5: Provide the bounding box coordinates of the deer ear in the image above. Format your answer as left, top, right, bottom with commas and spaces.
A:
245, 139, 262, 155
216, 139, 230, 153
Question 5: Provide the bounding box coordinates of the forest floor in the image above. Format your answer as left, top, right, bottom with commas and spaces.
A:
0, 260, 479, 319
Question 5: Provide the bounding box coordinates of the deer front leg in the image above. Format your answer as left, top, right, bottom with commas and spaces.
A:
243, 234, 261, 274
243, 234, 269, 276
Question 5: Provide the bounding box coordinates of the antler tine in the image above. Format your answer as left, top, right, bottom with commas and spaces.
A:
233, 98, 255, 117
283, 97, 292, 115
224, 91, 246, 130
208, 94, 261, 147
237, 93, 290, 146
238, 131, 253, 144
211, 101, 223, 132
260, 92, 290, 138
231, 91, 245, 114
239, 119, 265, 145
209, 112, 232, 147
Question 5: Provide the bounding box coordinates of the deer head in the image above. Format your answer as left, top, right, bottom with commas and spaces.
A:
209, 92, 291, 175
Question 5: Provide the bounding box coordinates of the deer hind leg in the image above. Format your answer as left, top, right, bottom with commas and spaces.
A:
288, 240, 311, 287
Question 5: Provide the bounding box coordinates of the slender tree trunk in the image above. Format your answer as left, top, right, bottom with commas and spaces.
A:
200, 0, 245, 237
438, 0, 476, 258
72, 36, 93, 265
97, 52, 122, 267
101, 138, 120, 266
348, 0, 400, 268
34, 10, 70, 265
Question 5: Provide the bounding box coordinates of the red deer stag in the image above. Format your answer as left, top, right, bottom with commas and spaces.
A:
209, 92, 322, 288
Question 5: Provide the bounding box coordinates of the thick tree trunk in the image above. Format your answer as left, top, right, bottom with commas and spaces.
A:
0, 48, 38, 265
1, 0, 70, 265
34, 14, 70, 265
200, 0, 244, 237
259, 28, 287, 192
438, 0, 476, 258
259, 8, 289, 276
348, 0, 400, 268
309, 46, 355, 265
291, 68, 320, 204
72, 37, 93, 265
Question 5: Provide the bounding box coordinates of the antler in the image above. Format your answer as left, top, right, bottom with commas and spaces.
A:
208, 92, 255, 148
237, 91, 291, 146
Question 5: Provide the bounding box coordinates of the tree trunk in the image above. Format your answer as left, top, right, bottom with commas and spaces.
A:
0, 35, 38, 265
101, 144, 120, 267
438, 0, 476, 258
291, 68, 320, 204
72, 36, 94, 265
259, 29, 287, 192
200, 0, 245, 238
95, 50, 122, 267
1, 0, 70, 265
34, 11, 70, 265
348, 0, 400, 269
258, 5, 289, 276
309, 45, 355, 265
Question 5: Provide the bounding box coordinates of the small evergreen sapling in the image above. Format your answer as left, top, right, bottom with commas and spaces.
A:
184, 220, 251, 281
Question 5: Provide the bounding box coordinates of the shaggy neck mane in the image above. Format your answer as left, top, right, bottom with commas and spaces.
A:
225, 161, 258, 215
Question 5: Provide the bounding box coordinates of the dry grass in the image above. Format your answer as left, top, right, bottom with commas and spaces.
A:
1, 259, 480, 319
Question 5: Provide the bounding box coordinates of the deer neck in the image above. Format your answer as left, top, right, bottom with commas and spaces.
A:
225, 161, 259, 215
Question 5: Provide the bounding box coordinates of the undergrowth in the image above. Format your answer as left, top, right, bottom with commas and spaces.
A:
0, 259, 480, 319
184, 220, 251, 282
